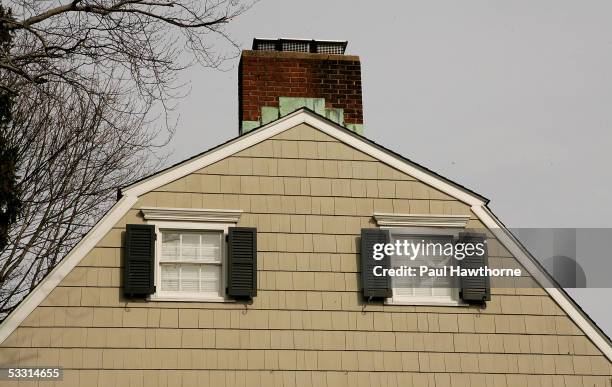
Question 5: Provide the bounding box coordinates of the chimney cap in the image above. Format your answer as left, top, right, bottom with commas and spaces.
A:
252, 38, 348, 55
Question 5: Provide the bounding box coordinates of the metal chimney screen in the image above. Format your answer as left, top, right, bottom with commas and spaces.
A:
282, 41, 310, 52
255, 42, 276, 51
316, 43, 345, 55
253, 39, 347, 55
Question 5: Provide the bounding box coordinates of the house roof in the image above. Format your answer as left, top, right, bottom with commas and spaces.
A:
1, 109, 610, 360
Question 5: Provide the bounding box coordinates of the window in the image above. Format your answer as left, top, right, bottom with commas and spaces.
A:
140, 207, 243, 302
388, 230, 462, 306
373, 213, 470, 306
159, 230, 223, 297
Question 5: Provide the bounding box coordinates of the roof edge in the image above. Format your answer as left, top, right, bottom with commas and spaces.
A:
472, 205, 612, 360
0, 195, 138, 344
0, 108, 610, 361
121, 108, 488, 206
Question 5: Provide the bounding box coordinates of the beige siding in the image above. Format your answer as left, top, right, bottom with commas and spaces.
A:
1, 123, 610, 386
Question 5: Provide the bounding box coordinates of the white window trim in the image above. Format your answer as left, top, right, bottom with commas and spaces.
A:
374, 213, 470, 228
141, 207, 242, 223
143, 208, 242, 302
381, 224, 468, 307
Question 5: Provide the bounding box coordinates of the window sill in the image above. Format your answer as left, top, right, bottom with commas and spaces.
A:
149, 294, 233, 303
385, 298, 467, 307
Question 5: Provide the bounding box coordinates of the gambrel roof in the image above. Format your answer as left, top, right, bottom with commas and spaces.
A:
1, 108, 610, 360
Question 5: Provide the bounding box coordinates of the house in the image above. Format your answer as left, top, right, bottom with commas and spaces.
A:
0, 38, 610, 386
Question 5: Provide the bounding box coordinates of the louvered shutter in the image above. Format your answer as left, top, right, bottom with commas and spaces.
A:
124, 224, 156, 297
227, 227, 257, 298
458, 232, 491, 303
360, 228, 391, 299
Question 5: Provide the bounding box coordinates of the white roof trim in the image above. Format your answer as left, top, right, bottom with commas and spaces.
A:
141, 207, 242, 223
374, 213, 470, 228
122, 109, 487, 207
471, 205, 612, 360
0, 195, 138, 344
0, 109, 609, 361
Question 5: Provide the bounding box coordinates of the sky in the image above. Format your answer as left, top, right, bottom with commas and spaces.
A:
163, 1, 612, 335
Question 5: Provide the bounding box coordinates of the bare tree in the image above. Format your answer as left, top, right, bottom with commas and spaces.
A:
0, 5, 21, 251
0, 91, 20, 252
0, 79, 158, 314
1, 1, 249, 98
0, 0, 252, 317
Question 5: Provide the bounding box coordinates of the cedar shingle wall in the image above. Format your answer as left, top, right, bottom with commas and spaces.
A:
1, 124, 610, 386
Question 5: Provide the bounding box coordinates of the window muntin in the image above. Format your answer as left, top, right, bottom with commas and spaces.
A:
389, 232, 460, 304
159, 230, 223, 297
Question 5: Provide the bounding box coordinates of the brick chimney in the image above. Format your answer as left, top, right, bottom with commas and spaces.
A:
239, 38, 364, 135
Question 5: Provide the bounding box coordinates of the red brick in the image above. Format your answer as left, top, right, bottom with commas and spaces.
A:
239, 50, 363, 128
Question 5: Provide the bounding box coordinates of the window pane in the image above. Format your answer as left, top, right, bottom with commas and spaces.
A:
181, 265, 200, 292
394, 285, 414, 297
161, 265, 179, 291
391, 234, 456, 300
200, 265, 221, 293
200, 233, 222, 262
161, 230, 221, 262
161, 264, 220, 295
161, 232, 180, 260
181, 233, 200, 260
413, 287, 433, 297
432, 286, 453, 297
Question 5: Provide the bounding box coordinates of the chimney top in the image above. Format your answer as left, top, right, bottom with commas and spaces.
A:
239, 38, 363, 135
252, 38, 348, 55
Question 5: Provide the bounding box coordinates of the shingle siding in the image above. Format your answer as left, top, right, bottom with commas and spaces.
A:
1, 123, 610, 386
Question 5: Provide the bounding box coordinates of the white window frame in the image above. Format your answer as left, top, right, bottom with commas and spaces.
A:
374, 213, 471, 307
141, 207, 242, 302
383, 227, 466, 306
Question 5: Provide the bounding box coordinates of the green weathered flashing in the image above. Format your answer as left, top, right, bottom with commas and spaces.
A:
261, 107, 280, 125
325, 108, 344, 125
241, 120, 260, 134
279, 97, 325, 117
346, 123, 364, 135
244, 98, 364, 135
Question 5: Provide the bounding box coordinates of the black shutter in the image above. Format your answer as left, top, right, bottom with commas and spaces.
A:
360, 228, 391, 299
458, 232, 491, 303
124, 224, 156, 298
227, 227, 257, 298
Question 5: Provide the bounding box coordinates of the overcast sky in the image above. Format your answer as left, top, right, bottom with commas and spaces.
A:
163, 1, 612, 335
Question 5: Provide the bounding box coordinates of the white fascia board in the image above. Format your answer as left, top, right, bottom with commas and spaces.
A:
472, 205, 612, 361
123, 110, 486, 207
0, 195, 138, 344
